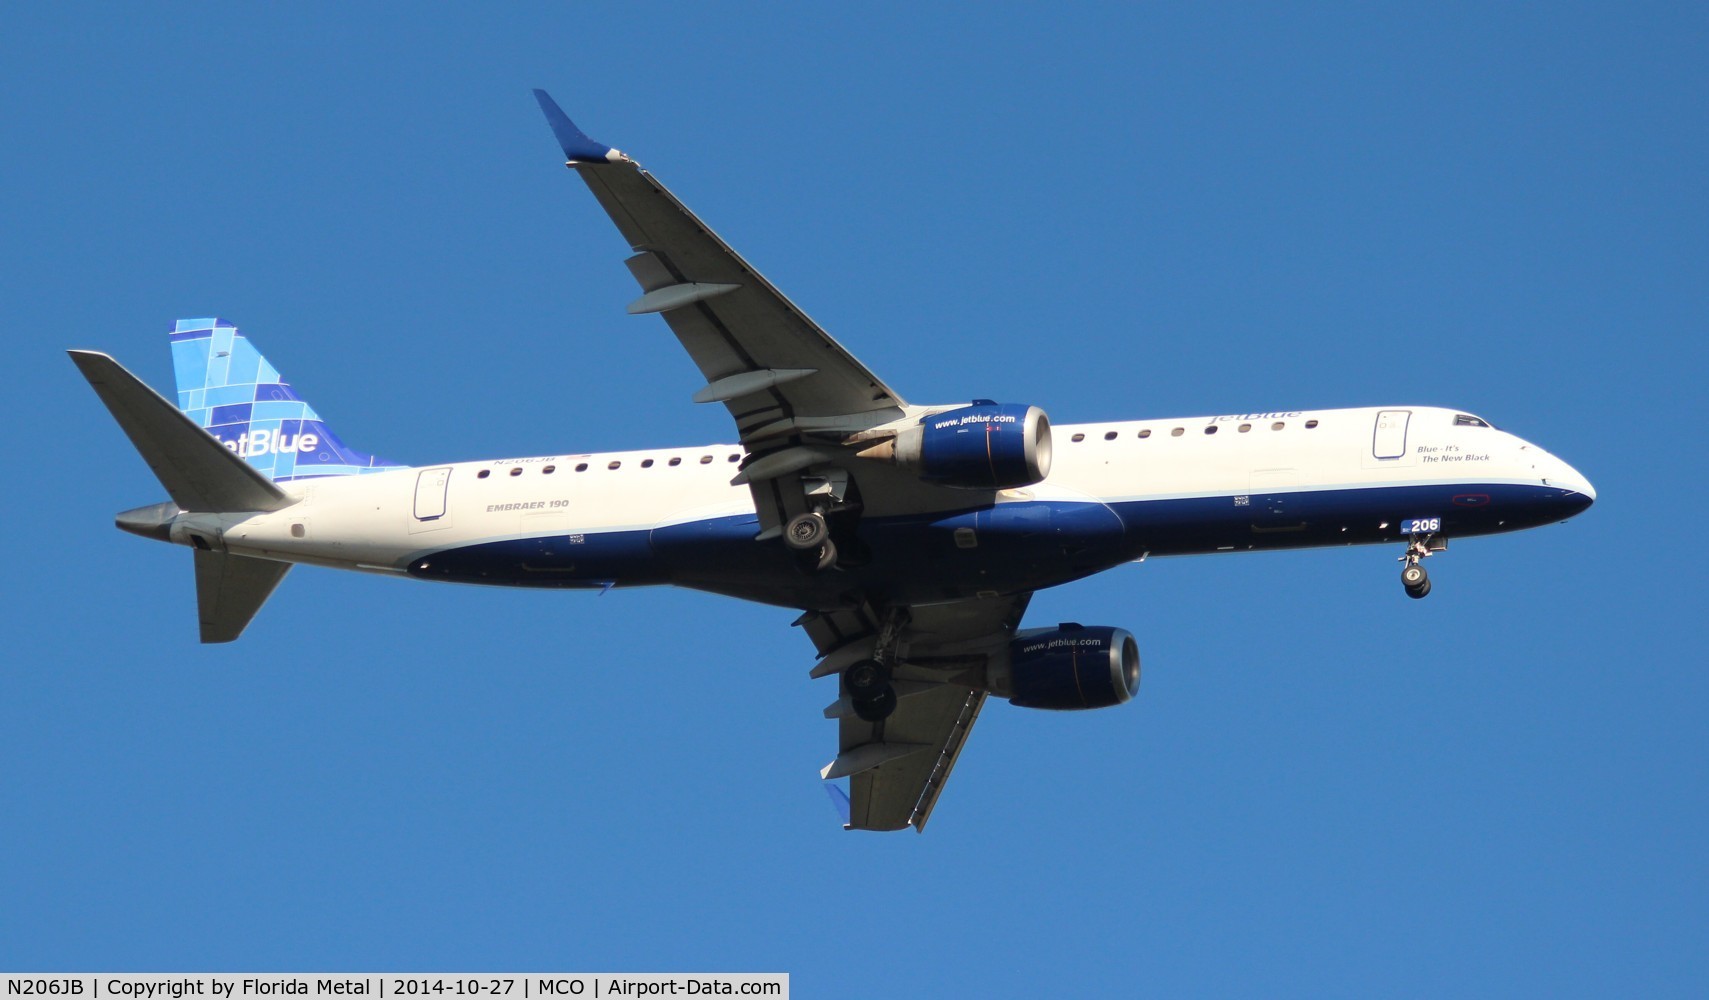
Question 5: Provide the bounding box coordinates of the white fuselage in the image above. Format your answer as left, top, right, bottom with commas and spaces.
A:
181, 405, 1592, 610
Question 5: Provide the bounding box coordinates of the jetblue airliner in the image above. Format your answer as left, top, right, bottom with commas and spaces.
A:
70, 91, 1595, 831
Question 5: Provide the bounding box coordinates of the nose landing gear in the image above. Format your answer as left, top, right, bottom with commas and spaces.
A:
1401, 562, 1431, 598
1398, 531, 1444, 599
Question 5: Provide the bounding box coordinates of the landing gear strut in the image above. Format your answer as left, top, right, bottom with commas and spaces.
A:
1398, 532, 1442, 599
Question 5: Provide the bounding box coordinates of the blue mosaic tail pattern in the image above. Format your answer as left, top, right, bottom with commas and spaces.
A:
169, 319, 404, 482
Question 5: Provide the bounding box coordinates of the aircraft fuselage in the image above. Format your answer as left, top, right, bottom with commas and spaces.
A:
169, 404, 1593, 610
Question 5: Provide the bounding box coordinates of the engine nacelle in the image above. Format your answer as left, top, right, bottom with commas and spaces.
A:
991, 624, 1140, 711
863, 402, 1052, 490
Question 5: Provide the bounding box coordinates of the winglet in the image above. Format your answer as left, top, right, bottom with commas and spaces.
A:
822, 782, 852, 828
532, 89, 628, 165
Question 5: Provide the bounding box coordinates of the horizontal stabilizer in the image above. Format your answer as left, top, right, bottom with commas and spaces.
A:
69, 351, 293, 513
194, 550, 291, 644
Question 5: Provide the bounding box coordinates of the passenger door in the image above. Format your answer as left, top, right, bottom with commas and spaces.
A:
410, 467, 452, 533
1369, 410, 1412, 463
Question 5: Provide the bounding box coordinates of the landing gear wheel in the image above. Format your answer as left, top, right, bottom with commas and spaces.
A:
844, 658, 897, 721
1402, 563, 1431, 599
844, 659, 887, 698
815, 540, 838, 572
784, 512, 829, 551
853, 684, 897, 722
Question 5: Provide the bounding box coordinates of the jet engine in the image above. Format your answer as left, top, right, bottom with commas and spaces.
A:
859, 402, 1052, 490
989, 623, 1140, 710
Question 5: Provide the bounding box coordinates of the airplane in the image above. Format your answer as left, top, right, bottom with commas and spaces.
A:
69, 90, 1596, 832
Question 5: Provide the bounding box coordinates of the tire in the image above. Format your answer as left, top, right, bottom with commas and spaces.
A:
1407, 578, 1432, 599
784, 512, 828, 550
853, 684, 897, 722
844, 659, 887, 698
1401, 564, 1428, 589
815, 540, 838, 572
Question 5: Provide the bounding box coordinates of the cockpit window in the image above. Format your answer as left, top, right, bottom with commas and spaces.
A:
1454, 414, 1494, 428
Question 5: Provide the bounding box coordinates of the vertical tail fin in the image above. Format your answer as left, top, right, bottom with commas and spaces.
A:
170, 319, 404, 482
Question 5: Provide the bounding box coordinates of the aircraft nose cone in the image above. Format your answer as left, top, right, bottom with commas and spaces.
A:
1544, 457, 1596, 513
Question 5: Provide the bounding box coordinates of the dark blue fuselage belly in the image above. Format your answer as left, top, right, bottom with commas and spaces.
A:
406, 482, 1590, 608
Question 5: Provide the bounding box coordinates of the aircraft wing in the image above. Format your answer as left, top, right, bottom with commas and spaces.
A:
534, 91, 923, 536
802, 593, 1031, 832
534, 91, 907, 432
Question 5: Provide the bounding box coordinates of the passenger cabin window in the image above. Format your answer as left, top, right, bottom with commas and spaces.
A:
575, 463, 588, 472
669, 457, 682, 466
543, 465, 556, 474
608, 461, 621, 470
477, 469, 491, 479
509, 467, 522, 477
1071, 433, 1085, 443
1170, 427, 1184, 437
1305, 419, 1319, 429
641, 459, 654, 468
728, 454, 740, 463
1104, 431, 1118, 441
1271, 421, 1285, 430
1138, 429, 1151, 439
1238, 423, 1251, 433
1204, 426, 1217, 435
1454, 414, 1492, 428
700, 455, 713, 464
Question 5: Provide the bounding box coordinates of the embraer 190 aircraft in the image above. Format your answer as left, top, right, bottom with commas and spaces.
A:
71, 91, 1596, 831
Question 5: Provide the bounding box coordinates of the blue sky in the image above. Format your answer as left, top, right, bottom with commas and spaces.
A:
3, 4, 1704, 995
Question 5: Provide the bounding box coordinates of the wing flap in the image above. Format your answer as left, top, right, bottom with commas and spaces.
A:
842, 686, 987, 831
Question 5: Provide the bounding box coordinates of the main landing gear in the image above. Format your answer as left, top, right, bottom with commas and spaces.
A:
838, 608, 908, 722
784, 511, 837, 571
844, 657, 897, 722
1398, 532, 1445, 599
